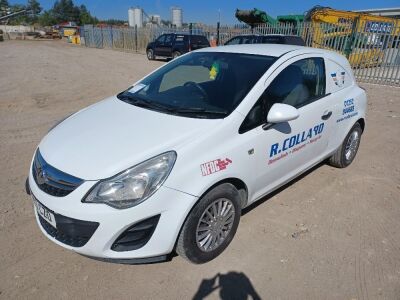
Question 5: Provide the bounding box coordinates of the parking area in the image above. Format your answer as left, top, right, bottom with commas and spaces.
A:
0, 40, 399, 299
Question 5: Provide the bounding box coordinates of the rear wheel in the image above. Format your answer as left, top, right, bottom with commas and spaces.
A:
172, 51, 181, 59
146, 49, 154, 60
176, 183, 241, 264
329, 122, 362, 168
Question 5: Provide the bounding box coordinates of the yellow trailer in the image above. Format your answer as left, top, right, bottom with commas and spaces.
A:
305, 6, 400, 67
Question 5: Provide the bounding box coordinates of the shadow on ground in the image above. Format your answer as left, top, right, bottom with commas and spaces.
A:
193, 272, 261, 300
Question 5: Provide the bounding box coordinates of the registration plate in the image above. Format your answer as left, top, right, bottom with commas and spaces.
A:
33, 196, 57, 229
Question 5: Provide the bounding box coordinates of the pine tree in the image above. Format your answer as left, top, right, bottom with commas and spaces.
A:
27, 0, 42, 16
0, 0, 9, 17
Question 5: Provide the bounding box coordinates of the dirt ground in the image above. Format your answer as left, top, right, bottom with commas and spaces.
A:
0, 40, 399, 299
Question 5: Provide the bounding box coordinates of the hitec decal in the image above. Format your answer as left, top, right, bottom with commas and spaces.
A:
331, 71, 345, 87
201, 158, 232, 176
268, 123, 325, 165
337, 98, 358, 123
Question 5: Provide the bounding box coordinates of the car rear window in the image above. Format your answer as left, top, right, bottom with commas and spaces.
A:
285, 36, 306, 46
261, 36, 284, 44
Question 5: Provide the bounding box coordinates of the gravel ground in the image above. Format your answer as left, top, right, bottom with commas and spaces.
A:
0, 40, 399, 299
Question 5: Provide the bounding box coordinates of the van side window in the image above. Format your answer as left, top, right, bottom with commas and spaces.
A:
267, 57, 326, 108
239, 57, 326, 134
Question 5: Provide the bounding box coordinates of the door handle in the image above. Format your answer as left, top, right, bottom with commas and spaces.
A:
321, 111, 332, 120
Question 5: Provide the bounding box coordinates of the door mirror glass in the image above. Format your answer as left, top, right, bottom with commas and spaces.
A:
267, 103, 299, 123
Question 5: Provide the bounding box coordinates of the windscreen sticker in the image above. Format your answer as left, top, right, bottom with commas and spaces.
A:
268, 123, 324, 165
337, 98, 358, 123
331, 71, 345, 87
209, 62, 220, 80
201, 158, 232, 176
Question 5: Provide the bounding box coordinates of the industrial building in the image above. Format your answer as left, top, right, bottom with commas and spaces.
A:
355, 7, 400, 19
171, 7, 183, 28
150, 14, 161, 25
128, 7, 143, 28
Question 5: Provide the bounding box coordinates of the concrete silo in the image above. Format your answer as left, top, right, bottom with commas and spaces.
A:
128, 7, 143, 28
171, 7, 183, 28
150, 14, 161, 25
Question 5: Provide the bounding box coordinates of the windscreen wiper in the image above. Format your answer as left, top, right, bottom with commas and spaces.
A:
118, 94, 175, 112
118, 93, 228, 117
171, 107, 228, 116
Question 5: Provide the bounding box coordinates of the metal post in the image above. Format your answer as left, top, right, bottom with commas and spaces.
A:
216, 22, 220, 46
101, 26, 104, 48
345, 17, 359, 59
110, 25, 113, 49
135, 25, 138, 52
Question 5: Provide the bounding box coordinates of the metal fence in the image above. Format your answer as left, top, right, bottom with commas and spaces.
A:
82, 22, 400, 86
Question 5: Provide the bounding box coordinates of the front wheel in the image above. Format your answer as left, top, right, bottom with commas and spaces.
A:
176, 183, 241, 264
329, 122, 362, 168
146, 49, 154, 60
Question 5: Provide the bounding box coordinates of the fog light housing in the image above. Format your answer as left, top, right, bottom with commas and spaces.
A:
111, 215, 160, 252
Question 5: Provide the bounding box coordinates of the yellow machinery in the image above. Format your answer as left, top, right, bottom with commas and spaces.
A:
305, 6, 400, 67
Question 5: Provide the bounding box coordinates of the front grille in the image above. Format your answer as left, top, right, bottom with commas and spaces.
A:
32, 149, 83, 197
36, 201, 99, 248
111, 215, 160, 252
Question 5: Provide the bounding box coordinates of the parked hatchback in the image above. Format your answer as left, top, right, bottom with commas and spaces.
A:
146, 33, 210, 60
27, 44, 366, 264
224, 34, 306, 46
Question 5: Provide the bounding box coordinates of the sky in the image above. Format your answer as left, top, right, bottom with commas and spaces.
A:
9, 0, 400, 24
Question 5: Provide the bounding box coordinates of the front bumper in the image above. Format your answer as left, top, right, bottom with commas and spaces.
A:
28, 170, 198, 261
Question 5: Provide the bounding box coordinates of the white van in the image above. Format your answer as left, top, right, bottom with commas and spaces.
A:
27, 44, 367, 264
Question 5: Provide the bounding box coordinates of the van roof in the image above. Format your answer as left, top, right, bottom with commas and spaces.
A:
199, 44, 342, 59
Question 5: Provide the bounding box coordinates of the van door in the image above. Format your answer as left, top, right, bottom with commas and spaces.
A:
240, 55, 334, 202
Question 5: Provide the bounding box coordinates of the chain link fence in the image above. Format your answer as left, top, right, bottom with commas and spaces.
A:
82, 22, 400, 86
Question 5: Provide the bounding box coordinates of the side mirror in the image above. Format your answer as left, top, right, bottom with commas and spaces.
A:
267, 103, 299, 124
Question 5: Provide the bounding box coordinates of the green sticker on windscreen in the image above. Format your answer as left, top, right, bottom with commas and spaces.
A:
209, 62, 220, 80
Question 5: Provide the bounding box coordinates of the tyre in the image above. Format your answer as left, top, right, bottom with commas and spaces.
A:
329, 122, 362, 168
176, 183, 241, 264
146, 49, 154, 60
172, 51, 181, 59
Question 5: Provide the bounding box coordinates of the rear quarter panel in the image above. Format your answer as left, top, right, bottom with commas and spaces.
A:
324, 53, 367, 152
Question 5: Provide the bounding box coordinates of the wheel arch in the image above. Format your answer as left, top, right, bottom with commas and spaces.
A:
357, 117, 365, 132
172, 177, 248, 253
200, 177, 249, 208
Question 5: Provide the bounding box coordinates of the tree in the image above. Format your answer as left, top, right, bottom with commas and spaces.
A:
79, 4, 97, 25
28, 0, 41, 15
25, 0, 42, 23
0, 0, 9, 17
101, 19, 126, 26
52, 0, 80, 23
7, 4, 28, 25
4, 0, 98, 26
38, 10, 57, 26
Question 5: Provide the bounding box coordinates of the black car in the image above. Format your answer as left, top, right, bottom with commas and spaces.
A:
224, 34, 306, 46
146, 33, 210, 60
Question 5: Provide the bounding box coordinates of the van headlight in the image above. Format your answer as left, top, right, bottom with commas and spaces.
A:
83, 152, 177, 209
